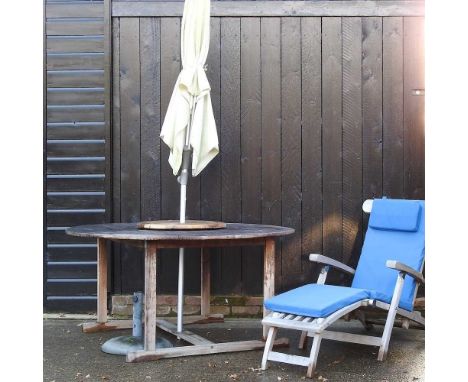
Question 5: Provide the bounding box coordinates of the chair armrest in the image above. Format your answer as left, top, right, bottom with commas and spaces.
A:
309, 254, 355, 276
386, 260, 425, 284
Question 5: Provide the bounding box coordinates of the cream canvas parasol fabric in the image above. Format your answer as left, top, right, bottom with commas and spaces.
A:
160, 0, 218, 177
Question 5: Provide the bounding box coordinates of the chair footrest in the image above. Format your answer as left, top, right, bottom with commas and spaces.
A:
268, 351, 310, 367
263, 314, 321, 332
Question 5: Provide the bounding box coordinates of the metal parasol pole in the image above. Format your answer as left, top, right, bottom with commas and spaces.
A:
176, 97, 197, 333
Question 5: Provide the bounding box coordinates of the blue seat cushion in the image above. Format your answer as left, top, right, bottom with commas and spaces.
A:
369, 199, 421, 232
352, 199, 425, 311
367, 290, 413, 311
264, 284, 369, 318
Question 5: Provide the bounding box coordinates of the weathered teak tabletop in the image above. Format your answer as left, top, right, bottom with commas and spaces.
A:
67, 222, 294, 362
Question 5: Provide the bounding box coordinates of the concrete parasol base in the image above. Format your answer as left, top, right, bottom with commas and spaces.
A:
101, 335, 173, 356
101, 291, 173, 355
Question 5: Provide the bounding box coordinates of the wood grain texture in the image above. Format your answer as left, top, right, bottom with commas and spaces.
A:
111, 17, 122, 294
201, 17, 221, 223
200, 18, 222, 294
101, 13, 424, 300
47, 70, 104, 88
45, 0, 111, 312
47, 192, 105, 210
126, 338, 288, 362
281, 17, 302, 284
113, 1, 425, 17
119, 17, 141, 223
261, 17, 282, 289
383, 17, 404, 198
201, 249, 211, 316
342, 17, 363, 265
46, 159, 105, 176
47, 174, 105, 192
403, 17, 425, 199
240, 18, 262, 294
301, 17, 322, 281
47, 36, 104, 53
119, 17, 143, 293
322, 17, 343, 263
47, 87, 104, 105
97, 238, 108, 323
140, 17, 161, 221
138, 220, 226, 230
144, 242, 157, 351
263, 238, 276, 338
46, 20, 104, 36
103, 0, 113, 232
362, 17, 383, 200
219, 17, 242, 294
67, 223, 294, 241
47, 122, 105, 140
47, 139, 105, 156
47, 105, 105, 123
47, 53, 105, 70
46, 3, 104, 18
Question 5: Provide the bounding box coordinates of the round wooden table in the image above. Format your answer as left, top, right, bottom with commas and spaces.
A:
67, 222, 294, 362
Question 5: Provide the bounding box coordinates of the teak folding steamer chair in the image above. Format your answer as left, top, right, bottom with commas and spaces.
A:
261, 198, 425, 378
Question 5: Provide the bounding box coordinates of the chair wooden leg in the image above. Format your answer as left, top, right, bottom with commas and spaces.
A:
261, 327, 278, 370
298, 330, 308, 349
306, 335, 322, 378
378, 273, 405, 361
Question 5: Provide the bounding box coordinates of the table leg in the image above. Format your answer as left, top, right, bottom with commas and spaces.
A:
83, 238, 134, 332
201, 248, 211, 316
263, 238, 275, 339
97, 238, 108, 323
144, 242, 158, 351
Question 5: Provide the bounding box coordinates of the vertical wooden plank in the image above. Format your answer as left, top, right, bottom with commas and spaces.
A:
160, 17, 181, 293
322, 17, 343, 262
103, 0, 112, 226
200, 249, 211, 316
219, 17, 242, 294
119, 17, 142, 293
383, 17, 404, 198
140, 18, 161, 220
144, 242, 157, 351
43, 0, 48, 311
362, 17, 383, 201
240, 17, 262, 294
260, 17, 282, 289
403, 17, 425, 200
342, 17, 363, 266
111, 17, 122, 294
263, 238, 275, 338
281, 17, 302, 287
202, 17, 222, 293
201, 17, 221, 219
139, 17, 163, 294
301, 17, 322, 280
97, 238, 108, 323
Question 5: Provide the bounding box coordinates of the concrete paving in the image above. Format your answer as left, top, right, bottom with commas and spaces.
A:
44, 318, 424, 382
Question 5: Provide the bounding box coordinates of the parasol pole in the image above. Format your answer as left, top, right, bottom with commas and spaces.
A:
176, 97, 197, 333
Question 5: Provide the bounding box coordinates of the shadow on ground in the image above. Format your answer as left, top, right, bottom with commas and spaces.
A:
43, 318, 424, 382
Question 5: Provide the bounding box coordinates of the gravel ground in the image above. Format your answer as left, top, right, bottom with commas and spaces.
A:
43, 318, 424, 382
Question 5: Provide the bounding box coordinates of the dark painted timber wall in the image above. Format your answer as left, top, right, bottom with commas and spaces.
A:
44, 0, 112, 311
44, 0, 425, 312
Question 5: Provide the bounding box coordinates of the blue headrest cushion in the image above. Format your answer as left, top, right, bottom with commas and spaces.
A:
369, 199, 421, 232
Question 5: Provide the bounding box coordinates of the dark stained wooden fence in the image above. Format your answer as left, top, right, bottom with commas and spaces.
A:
44, 0, 111, 311
111, 1, 425, 297
44, 0, 425, 312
